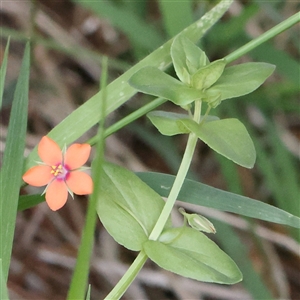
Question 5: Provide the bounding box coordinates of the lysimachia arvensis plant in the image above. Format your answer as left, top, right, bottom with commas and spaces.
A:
2, 1, 299, 299
94, 34, 275, 289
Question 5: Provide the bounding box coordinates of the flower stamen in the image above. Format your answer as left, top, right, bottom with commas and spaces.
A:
51, 164, 64, 177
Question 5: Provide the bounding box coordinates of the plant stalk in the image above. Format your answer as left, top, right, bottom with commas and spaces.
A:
67, 57, 108, 300
104, 251, 148, 300
88, 97, 166, 146
105, 101, 202, 299
148, 100, 202, 240
224, 12, 300, 64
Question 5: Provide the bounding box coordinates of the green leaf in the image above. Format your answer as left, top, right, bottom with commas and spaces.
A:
96, 162, 171, 251
147, 111, 191, 136
0, 42, 30, 281
85, 284, 91, 300
207, 62, 275, 101
171, 35, 208, 84
0, 38, 10, 109
137, 172, 300, 229
192, 59, 226, 90
23, 0, 233, 172
180, 118, 256, 168
147, 110, 219, 136
143, 227, 242, 284
18, 194, 44, 211
202, 90, 222, 108
251, 42, 299, 85
129, 67, 202, 106
0, 260, 9, 300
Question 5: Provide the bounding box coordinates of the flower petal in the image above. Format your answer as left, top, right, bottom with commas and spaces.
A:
22, 165, 53, 186
64, 143, 91, 170
45, 180, 68, 211
66, 171, 93, 195
38, 136, 62, 166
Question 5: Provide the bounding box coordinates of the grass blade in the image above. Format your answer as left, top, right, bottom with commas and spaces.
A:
67, 56, 108, 300
0, 38, 10, 109
18, 194, 44, 211
0, 41, 30, 281
0, 259, 9, 300
137, 172, 300, 228
85, 284, 91, 300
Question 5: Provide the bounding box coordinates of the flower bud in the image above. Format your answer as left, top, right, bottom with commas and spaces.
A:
179, 208, 216, 234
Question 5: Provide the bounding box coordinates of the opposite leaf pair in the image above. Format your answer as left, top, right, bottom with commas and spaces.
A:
148, 111, 256, 168
129, 35, 275, 169
97, 162, 242, 284
129, 35, 275, 109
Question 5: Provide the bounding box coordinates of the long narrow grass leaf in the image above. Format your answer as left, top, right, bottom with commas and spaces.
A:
0, 259, 9, 300
85, 284, 91, 300
67, 57, 108, 300
137, 172, 300, 228
0, 38, 10, 109
18, 194, 44, 211
0, 42, 30, 281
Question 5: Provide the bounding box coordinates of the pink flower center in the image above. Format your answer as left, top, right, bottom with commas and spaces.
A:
51, 164, 69, 180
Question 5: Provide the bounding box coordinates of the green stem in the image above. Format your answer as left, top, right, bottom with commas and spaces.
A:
224, 12, 300, 64
104, 251, 148, 300
87, 97, 166, 146
148, 133, 198, 239
67, 57, 108, 300
67, 184, 98, 300
106, 101, 202, 299
149, 100, 202, 240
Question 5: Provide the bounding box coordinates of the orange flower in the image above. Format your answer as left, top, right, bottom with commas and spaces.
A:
23, 136, 93, 211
